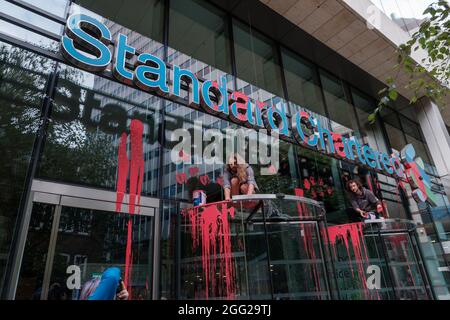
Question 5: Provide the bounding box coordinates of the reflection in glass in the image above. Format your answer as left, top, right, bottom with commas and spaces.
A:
15, 203, 55, 300
233, 19, 284, 99
281, 48, 325, 116
0, 42, 54, 292
76, 0, 164, 44
38, 64, 162, 197
50, 207, 153, 300
169, 0, 231, 74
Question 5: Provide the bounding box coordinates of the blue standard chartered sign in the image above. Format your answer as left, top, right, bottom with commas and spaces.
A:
60, 13, 437, 206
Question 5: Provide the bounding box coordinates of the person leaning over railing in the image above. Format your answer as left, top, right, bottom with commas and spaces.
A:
346, 179, 383, 222
223, 153, 258, 201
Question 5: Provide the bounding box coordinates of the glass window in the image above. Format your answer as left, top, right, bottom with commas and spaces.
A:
0, 2, 60, 52
0, 0, 66, 34
320, 70, 359, 138
169, 0, 232, 74
37, 64, 163, 197
399, 115, 422, 142
296, 148, 348, 224
21, 0, 69, 17
351, 88, 389, 153
281, 47, 325, 116
233, 18, 284, 98
0, 41, 55, 292
76, 0, 164, 43
162, 103, 229, 202
381, 107, 406, 153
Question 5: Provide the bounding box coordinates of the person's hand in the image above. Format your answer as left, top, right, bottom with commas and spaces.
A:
358, 210, 368, 218
116, 280, 129, 300
117, 289, 129, 300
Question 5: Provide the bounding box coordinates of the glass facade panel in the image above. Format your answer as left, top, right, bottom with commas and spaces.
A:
0, 0, 65, 35
381, 107, 407, 153
15, 203, 55, 300
351, 88, 389, 153
233, 19, 284, 98
162, 103, 228, 202
169, 0, 232, 74
320, 70, 359, 139
281, 48, 325, 117
76, 0, 164, 44
0, 41, 55, 292
21, 0, 69, 17
37, 64, 162, 197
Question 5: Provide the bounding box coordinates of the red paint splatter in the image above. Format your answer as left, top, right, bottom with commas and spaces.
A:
128, 120, 144, 215
386, 235, 423, 299
115, 119, 145, 299
200, 174, 211, 186
189, 167, 200, 177
295, 188, 323, 299
267, 165, 277, 174
325, 223, 380, 299
179, 149, 191, 162
183, 201, 236, 299
366, 175, 374, 192
176, 172, 187, 184
116, 133, 129, 212
303, 178, 311, 190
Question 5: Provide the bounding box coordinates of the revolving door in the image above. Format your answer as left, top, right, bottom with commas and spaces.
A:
178, 194, 433, 300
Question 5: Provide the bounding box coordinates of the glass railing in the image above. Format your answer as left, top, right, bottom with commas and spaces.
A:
179, 194, 434, 300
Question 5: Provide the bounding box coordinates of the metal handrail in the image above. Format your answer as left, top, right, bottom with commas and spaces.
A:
231, 193, 324, 208
363, 218, 417, 232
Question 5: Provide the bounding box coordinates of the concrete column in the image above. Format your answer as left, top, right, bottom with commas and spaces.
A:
415, 97, 450, 199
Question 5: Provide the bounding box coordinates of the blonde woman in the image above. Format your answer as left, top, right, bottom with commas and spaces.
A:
223, 153, 258, 200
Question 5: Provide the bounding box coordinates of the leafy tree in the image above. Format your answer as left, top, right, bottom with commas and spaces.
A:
369, 0, 450, 122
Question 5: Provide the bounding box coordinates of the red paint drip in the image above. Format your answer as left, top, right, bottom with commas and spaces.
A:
325, 223, 375, 299
116, 133, 129, 212
387, 235, 422, 299
115, 120, 145, 300
183, 201, 236, 299
128, 120, 144, 215
295, 188, 323, 299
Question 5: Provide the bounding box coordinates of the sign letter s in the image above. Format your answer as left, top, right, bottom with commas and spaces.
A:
61, 13, 112, 72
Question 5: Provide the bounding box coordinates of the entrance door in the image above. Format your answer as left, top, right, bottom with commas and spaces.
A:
12, 180, 159, 300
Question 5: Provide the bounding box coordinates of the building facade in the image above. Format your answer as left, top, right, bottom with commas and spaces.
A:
0, 0, 449, 300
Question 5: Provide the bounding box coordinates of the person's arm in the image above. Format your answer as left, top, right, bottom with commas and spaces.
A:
351, 198, 367, 217
366, 189, 383, 212
247, 183, 255, 195
223, 170, 231, 200
88, 267, 121, 300
246, 166, 257, 194
116, 280, 129, 300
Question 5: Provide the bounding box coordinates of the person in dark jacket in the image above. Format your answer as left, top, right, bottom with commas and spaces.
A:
346, 179, 383, 222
